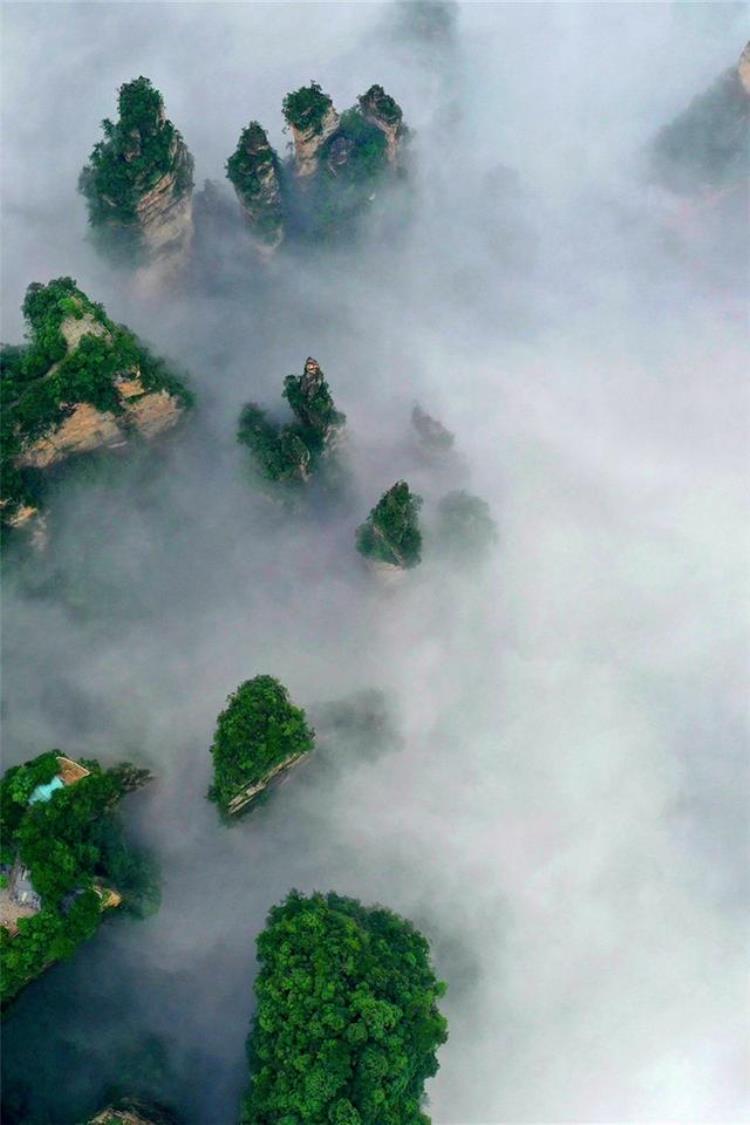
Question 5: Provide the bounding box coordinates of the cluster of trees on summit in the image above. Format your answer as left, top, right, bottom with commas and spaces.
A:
79, 75, 408, 264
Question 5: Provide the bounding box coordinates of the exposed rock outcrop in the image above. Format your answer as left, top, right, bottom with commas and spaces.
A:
226, 122, 285, 254
89, 1100, 177, 1125
282, 82, 340, 179
651, 41, 750, 193
227, 81, 409, 247
283, 357, 346, 453
238, 357, 345, 484
1, 278, 192, 530
738, 41, 750, 95
359, 84, 406, 165
79, 77, 194, 272
227, 751, 307, 815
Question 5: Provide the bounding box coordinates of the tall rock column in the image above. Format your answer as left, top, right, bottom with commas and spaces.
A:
79, 76, 194, 273
226, 122, 284, 255
282, 81, 339, 180
358, 84, 406, 166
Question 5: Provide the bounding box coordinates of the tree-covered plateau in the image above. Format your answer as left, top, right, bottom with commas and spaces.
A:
242, 890, 448, 1124
208, 675, 315, 816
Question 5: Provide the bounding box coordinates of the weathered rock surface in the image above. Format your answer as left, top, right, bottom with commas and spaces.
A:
136, 146, 194, 265
359, 84, 406, 165
738, 41, 750, 95
291, 105, 340, 179
227, 751, 307, 815
79, 77, 194, 272
2, 277, 192, 531
226, 123, 284, 254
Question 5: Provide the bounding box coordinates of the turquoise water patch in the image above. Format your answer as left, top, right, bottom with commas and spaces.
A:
29, 775, 64, 804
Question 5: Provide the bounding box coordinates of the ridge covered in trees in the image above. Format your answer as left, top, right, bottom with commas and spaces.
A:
208, 676, 315, 816
0, 752, 157, 1008
0, 277, 192, 528
242, 890, 448, 1123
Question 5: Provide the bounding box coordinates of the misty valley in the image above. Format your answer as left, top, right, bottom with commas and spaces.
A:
1, 5, 748, 1125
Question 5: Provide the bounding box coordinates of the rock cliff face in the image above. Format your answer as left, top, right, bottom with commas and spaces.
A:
79, 77, 194, 271
226, 122, 285, 253
739, 41, 750, 95
1, 277, 192, 530
359, 84, 406, 165
291, 105, 340, 179
283, 357, 346, 453
651, 41, 750, 193
238, 357, 345, 485
282, 82, 341, 180
230, 80, 408, 248
135, 142, 194, 264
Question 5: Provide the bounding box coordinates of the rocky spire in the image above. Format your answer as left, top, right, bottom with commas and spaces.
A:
358, 84, 406, 165
282, 82, 339, 179
226, 122, 285, 255
283, 357, 345, 450
79, 76, 194, 271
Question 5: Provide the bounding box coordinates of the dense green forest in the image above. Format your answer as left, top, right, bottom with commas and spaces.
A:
79, 76, 194, 259
208, 676, 315, 816
356, 481, 423, 568
242, 890, 448, 1123
0, 752, 157, 1007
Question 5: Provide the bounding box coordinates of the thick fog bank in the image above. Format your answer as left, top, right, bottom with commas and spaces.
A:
2, 3, 748, 1123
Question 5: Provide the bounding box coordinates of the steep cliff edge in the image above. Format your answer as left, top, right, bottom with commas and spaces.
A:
358, 83, 407, 165
226, 122, 285, 254
1, 278, 192, 530
227, 80, 408, 250
237, 356, 345, 484
79, 77, 194, 269
652, 42, 750, 193
282, 81, 340, 180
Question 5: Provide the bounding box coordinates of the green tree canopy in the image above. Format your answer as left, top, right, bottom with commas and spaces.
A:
1, 277, 193, 525
208, 676, 314, 815
78, 76, 193, 254
242, 890, 448, 1123
0, 752, 157, 1007
237, 359, 344, 484
282, 82, 334, 133
226, 122, 284, 245
356, 481, 423, 569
